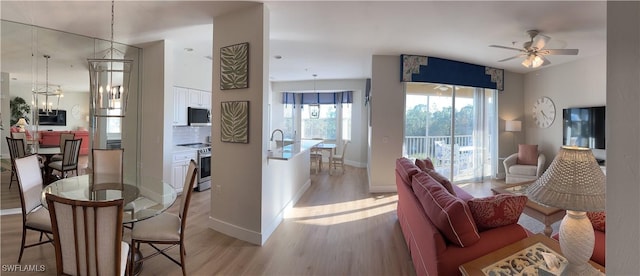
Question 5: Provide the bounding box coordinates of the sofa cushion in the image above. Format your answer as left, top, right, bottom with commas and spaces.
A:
467, 194, 528, 231
587, 211, 606, 232
411, 172, 480, 247
508, 164, 538, 176
423, 168, 456, 196
396, 158, 420, 187
517, 144, 538, 165
415, 158, 435, 171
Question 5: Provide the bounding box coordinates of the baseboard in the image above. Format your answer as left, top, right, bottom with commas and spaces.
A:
1, 208, 22, 216
262, 179, 311, 244
208, 216, 262, 245
209, 179, 312, 246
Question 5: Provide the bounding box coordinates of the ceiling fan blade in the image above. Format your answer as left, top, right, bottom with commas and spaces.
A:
498, 54, 526, 62
541, 49, 580, 55
489, 45, 525, 52
532, 34, 550, 50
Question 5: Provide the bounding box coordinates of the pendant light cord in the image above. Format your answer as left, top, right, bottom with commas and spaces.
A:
110, 0, 115, 60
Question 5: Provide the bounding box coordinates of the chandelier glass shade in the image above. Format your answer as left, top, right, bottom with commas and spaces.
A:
88, 0, 133, 118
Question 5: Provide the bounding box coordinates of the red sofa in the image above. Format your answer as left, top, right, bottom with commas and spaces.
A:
38, 130, 90, 155
395, 157, 529, 276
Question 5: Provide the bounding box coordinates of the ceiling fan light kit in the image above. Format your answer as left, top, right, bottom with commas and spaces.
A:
491, 30, 579, 69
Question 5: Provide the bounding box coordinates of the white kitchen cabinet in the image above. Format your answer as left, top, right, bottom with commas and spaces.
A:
173, 87, 189, 125
172, 150, 197, 192
188, 89, 211, 109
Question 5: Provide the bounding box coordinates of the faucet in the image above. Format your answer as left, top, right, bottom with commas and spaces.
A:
270, 129, 284, 148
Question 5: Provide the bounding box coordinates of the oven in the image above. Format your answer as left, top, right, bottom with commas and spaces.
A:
196, 147, 211, 191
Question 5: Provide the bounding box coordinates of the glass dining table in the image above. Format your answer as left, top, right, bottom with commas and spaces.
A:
41, 174, 177, 224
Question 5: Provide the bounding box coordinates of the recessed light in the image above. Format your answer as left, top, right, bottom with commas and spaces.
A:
184, 48, 194, 52
274, 55, 282, 59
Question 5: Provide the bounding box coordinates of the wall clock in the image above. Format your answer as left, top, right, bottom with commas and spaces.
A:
532, 96, 556, 128
71, 104, 81, 119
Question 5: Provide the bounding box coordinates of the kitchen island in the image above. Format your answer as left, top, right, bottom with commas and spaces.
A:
267, 139, 322, 160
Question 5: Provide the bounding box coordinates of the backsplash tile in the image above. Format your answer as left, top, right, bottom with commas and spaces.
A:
173, 126, 211, 145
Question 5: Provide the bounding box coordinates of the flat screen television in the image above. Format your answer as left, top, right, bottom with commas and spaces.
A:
562, 106, 605, 149
38, 109, 67, 126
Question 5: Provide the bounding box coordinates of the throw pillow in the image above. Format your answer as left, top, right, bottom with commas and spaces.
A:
467, 194, 528, 231
587, 211, 606, 232
424, 168, 456, 196
411, 172, 480, 247
396, 158, 420, 187
517, 144, 538, 165
415, 158, 435, 171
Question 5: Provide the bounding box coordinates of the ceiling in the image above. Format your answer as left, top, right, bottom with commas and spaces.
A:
1, 1, 606, 85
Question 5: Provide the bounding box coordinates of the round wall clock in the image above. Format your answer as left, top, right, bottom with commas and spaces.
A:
71, 104, 81, 119
532, 96, 556, 128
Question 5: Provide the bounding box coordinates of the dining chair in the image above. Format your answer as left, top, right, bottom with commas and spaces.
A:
7, 137, 28, 188
11, 131, 29, 152
310, 138, 324, 174
45, 193, 128, 276
130, 160, 198, 276
48, 138, 82, 180
13, 154, 53, 263
91, 148, 124, 190
330, 140, 350, 173
51, 133, 75, 162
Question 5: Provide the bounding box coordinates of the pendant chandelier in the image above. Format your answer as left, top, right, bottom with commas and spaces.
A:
32, 54, 63, 115
88, 0, 132, 118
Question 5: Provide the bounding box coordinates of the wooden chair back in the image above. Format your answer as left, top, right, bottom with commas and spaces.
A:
46, 193, 125, 276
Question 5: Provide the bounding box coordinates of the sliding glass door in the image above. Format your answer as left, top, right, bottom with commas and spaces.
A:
404, 83, 497, 183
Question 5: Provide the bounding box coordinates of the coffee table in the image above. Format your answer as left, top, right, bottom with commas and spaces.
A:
459, 234, 605, 276
491, 181, 565, 237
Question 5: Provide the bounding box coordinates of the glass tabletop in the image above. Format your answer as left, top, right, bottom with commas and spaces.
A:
42, 174, 178, 223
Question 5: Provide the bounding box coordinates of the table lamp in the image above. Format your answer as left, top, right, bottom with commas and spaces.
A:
16, 118, 28, 132
526, 146, 605, 275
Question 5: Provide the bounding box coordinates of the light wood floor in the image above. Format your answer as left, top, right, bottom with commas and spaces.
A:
1, 166, 418, 275
0, 165, 503, 275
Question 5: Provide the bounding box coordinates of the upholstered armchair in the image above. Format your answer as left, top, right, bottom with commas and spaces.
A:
504, 144, 546, 184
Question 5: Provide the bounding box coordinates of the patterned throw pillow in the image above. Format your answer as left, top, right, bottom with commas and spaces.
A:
517, 144, 538, 165
415, 158, 435, 171
467, 194, 528, 231
587, 211, 606, 232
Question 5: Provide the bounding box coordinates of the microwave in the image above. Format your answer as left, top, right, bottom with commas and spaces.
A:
188, 107, 211, 126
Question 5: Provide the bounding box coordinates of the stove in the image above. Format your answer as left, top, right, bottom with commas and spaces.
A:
178, 143, 211, 154
177, 143, 211, 191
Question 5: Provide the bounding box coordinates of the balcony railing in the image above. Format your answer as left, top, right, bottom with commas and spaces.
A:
404, 135, 474, 181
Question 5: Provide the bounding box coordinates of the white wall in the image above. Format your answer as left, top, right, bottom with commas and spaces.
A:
496, 71, 525, 177
523, 54, 606, 162
369, 55, 404, 192
1, 72, 10, 157
173, 39, 213, 91
139, 40, 172, 188
607, 1, 640, 273
209, 4, 268, 245
270, 78, 369, 167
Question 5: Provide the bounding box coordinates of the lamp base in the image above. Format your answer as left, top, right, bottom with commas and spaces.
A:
558, 210, 603, 276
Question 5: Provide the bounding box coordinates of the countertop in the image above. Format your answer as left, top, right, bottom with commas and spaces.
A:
267, 139, 322, 160
173, 146, 198, 153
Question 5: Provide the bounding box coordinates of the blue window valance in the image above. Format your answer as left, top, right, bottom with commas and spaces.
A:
400, 55, 504, 91
282, 91, 353, 105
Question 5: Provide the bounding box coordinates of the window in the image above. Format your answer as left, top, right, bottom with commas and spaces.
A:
282, 91, 353, 141
282, 103, 295, 139
404, 83, 497, 182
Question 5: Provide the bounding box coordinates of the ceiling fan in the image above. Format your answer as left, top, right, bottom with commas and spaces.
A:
490, 30, 579, 68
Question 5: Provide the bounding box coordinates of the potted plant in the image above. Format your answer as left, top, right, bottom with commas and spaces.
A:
10, 96, 31, 126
